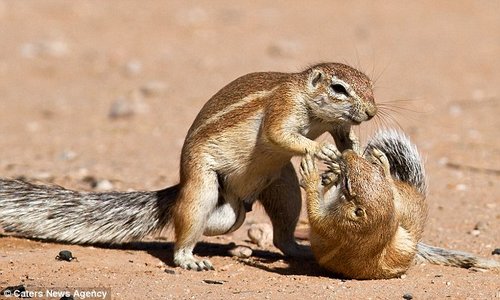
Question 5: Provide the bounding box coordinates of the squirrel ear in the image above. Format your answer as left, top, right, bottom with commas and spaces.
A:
310, 69, 325, 88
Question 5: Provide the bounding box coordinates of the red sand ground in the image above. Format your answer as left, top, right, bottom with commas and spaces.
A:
0, 1, 499, 299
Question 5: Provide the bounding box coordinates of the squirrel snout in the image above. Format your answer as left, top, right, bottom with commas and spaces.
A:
365, 105, 377, 120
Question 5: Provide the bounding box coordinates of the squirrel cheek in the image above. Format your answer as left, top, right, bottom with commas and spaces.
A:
312, 95, 328, 108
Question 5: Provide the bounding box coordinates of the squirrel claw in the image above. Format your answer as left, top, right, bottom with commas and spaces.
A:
325, 160, 341, 173
174, 252, 214, 271
181, 259, 214, 271
368, 147, 391, 177
300, 153, 320, 187
316, 143, 341, 162
321, 170, 340, 186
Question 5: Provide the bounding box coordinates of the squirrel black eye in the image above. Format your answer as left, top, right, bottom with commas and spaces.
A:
330, 84, 349, 97
355, 208, 364, 217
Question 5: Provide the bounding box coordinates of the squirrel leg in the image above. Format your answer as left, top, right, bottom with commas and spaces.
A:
173, 170, 219, 271
367, 147, 391, 178
349, 128, 361, 155
259, 162, 312, 258
300, 153, 329, 228
204, 195, 246, 236
330, 125, 353, 152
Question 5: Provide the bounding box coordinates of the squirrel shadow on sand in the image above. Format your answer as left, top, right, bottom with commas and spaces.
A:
0, 233, 326, 276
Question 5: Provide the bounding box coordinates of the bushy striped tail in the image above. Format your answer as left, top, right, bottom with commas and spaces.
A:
416, 242, 500, 269
0, 179, 178, 244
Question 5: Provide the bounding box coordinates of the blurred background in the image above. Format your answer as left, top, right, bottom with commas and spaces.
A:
0, 0, 499, 217
0, 1, 499, 298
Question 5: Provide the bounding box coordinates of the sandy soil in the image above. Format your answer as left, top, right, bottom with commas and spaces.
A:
0, 1, 499, 299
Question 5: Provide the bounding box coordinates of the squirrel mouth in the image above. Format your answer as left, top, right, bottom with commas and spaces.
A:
336, 159, 356, 198
344, 114, 363, 125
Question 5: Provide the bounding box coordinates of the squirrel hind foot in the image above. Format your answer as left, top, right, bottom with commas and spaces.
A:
174, 252, 214, 271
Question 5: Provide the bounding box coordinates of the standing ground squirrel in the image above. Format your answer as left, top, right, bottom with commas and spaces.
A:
300, 130, 500, 279
0, 63, 376, 271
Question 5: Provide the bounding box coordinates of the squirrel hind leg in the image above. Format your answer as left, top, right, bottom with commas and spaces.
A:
204, 195, 246, 236
173, 171, 220, 271
261, 163, 312, 258
366, 147, 392, 178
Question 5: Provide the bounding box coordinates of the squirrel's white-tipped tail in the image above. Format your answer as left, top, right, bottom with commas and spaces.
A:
416, 242, 500, 270
0, 179, 179, 244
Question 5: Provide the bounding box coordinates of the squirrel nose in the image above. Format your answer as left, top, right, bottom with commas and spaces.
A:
365, 106, 377, 120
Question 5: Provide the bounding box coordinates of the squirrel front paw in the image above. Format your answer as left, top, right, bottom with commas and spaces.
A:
314, 142, 341, 162
316, 143, 341, 186
321, 157, 341, 186
300, 152, 321, 189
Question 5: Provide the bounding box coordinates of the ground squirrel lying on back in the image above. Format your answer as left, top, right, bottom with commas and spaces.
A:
0, 63, 377, 271
300, 130, 500, 279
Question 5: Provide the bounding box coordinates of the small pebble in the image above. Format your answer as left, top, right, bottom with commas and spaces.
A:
219, 263, 233, 271
60, 296, 74, 300
32, 172, 55, 182
108, 97, 135, 119
402, 292, 413, 299
455, 183, 467, 191
164, 269, 176, 275
123, 60, 143, 76
437, 157, 449, 166
474, 221, 487, 231
59, 150, 77, 161
108, 92, 149, 119
469, 229, 480, 237
21, 40, 69, 58
56, 250, 75, 262
82, 176, 113, 191
448, 104, 462, 117
140, 81, 168, 97
228, 245, 252, 258
492, 248, 500, 255
202, 279, 225, 285
94, 179, 114, 191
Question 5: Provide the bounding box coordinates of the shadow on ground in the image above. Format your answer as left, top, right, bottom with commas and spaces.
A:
0, 234, 329, 277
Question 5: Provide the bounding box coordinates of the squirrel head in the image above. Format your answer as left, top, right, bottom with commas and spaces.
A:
303, 63, 377, 125
331, 149, 397, 244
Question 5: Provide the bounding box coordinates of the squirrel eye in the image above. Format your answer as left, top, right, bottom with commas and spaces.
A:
354, 208, 364, 217
330, 84, 349, 97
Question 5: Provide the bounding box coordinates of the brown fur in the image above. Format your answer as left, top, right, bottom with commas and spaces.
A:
300, 131, 499, 279
301, 148, 424, 279
169, 63, 377, 270
0, 63, 377, 271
